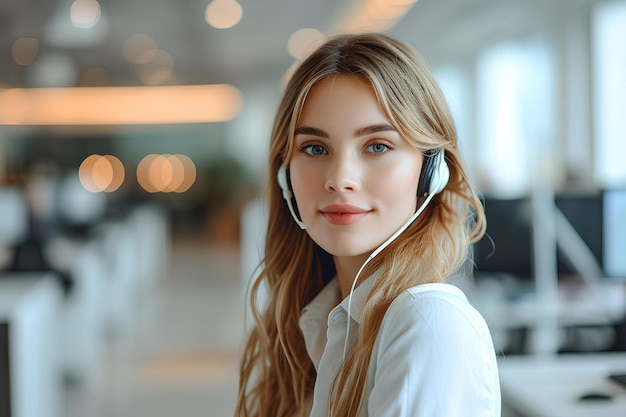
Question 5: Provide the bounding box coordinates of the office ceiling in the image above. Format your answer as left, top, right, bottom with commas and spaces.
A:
0, 0, 598, 91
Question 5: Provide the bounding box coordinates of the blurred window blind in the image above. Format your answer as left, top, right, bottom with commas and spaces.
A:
592, 1, 626, 187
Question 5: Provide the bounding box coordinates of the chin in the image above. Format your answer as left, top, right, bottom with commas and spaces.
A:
306, 222, 394, 258
314, 239, 379, 258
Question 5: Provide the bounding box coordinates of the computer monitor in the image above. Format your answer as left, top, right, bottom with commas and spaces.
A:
554, 193, 603, 276
603, 188, 626, 279
474, 197, 534, 277
474, 193, 604, 280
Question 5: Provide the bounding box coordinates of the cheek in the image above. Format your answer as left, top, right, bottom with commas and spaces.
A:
371, 162, 421, 203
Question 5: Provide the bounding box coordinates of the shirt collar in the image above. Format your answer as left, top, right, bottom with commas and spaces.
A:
299, 279, 341, 370
299, 267, 383, 325
301, 278, 341, 323
298, 268, 383, 369
339, 268, 382, 324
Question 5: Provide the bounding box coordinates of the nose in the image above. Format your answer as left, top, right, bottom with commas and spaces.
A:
324, 157, 361, 193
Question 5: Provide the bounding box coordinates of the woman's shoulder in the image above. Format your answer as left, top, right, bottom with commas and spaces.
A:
371, 283, 501, 417
393, 281, 470, 310
382, 282, 491, 339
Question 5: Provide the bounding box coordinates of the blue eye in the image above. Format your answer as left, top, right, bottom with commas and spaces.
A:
367, 143, 390, 154
300, 144, 328, 156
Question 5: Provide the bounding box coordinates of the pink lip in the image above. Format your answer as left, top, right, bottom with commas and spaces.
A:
320, 204, 371, 225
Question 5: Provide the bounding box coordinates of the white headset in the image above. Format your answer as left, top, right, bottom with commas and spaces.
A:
277, 165, 307, 229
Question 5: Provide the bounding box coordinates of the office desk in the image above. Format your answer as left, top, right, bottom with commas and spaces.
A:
470, 279, 626, 353
0, 273, 64, 417
474, 280, 626, 329
499, 353, 626, 417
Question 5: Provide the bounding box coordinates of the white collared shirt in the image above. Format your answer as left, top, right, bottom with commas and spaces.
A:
298, 273, 501, 417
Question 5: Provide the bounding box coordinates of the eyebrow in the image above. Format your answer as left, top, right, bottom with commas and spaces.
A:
294, 123, 397, 139
294, 126, 329, 138
354, 123, 397, 137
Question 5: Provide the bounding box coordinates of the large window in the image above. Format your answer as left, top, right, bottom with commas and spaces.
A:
592, 0, 626, 187
475, 37, 556, 198
433, 66, 473, 173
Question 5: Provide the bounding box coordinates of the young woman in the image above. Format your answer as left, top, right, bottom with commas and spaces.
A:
235, 33, 501, 417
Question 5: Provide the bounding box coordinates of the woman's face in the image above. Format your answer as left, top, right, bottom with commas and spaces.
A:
289, 75, 424, 258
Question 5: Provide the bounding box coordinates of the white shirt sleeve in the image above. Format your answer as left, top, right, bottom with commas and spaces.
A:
367, 290, 500, 417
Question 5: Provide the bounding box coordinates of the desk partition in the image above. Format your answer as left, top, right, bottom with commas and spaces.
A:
0, 273, 64, 417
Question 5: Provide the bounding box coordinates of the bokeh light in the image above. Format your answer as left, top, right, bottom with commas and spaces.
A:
205, 0, 243, 29
79, 154, 125, 192
70, 0, 102, 29
137, 154, 196, 193
12, 37, 39, 66
287, 28, 325, 60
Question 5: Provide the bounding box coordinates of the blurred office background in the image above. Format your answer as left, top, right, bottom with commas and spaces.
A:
1, 0, 626, 416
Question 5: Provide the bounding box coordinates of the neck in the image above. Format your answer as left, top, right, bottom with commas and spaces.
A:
334, 254, 370, 299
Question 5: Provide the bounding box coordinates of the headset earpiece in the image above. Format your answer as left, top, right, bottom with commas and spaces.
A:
277, 165, 291, 199
417, 150, 449, 197
277, 165, 307, 230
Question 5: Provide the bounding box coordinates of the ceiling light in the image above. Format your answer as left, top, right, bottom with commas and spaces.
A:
205, 0, 243, 29
334, 0, 418, 33
366, 1, 411, 20
287, 28, 326, 60
70, 0, 102, 29
0, 84, 243, 125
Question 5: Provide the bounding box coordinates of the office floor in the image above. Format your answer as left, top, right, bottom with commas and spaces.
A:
64, 234, 245, 417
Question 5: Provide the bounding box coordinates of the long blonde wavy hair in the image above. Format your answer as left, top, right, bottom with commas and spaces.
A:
235, 33, 486, 417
